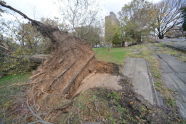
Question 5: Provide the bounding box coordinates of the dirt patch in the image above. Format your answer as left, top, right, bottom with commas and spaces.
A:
95, 61, 119, 74
75, 73, 122, 95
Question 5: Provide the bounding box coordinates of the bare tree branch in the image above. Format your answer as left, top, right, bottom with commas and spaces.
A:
0, 1, 60, 43
154, 0, 184, 39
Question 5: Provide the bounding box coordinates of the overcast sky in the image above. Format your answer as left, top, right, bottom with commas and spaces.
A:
3, 0, 162, 20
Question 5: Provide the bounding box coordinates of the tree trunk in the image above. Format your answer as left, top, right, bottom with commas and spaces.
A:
158, 33, 164, 39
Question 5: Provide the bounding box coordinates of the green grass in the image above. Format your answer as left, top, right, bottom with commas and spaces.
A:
0, 73, 31, 123
0, 72, 31, 124
0, 73, 31, 86
93, 48, 127, 64
0, 73, 31, 109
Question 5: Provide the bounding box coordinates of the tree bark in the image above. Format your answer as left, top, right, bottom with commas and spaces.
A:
158, 33, 164, 39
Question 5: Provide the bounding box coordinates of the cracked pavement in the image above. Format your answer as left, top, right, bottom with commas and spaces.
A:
158, 54, 186, 119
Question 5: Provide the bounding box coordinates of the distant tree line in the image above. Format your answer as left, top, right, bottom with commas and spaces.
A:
105, 0, 185, 47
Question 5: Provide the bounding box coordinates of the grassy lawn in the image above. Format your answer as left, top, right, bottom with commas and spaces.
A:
93, 48, 127, 64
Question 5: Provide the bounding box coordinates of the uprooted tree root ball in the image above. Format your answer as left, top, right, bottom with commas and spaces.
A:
0, 1, 120, 120
27, 35, 118, 111
0, 0, 114, 102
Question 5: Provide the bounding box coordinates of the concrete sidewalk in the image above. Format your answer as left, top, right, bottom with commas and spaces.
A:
122, 58, 158, 105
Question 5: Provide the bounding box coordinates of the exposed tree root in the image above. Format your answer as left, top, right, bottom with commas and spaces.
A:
0, 2, 118, 121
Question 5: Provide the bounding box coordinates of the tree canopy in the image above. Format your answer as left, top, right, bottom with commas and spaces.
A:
153, 0, 184, 39
119, 0, 155, 43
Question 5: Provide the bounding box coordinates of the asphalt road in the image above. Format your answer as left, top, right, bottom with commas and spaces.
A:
158, 38, 186, 51
158, 54, 186, 119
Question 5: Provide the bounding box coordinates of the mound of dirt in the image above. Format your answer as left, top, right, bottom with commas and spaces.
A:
75, 73, 122, 95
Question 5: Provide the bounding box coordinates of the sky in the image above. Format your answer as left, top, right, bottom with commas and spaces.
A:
3, 0, 162, 20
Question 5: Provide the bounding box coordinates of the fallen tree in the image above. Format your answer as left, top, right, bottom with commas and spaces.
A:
0, 1, 117, 117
